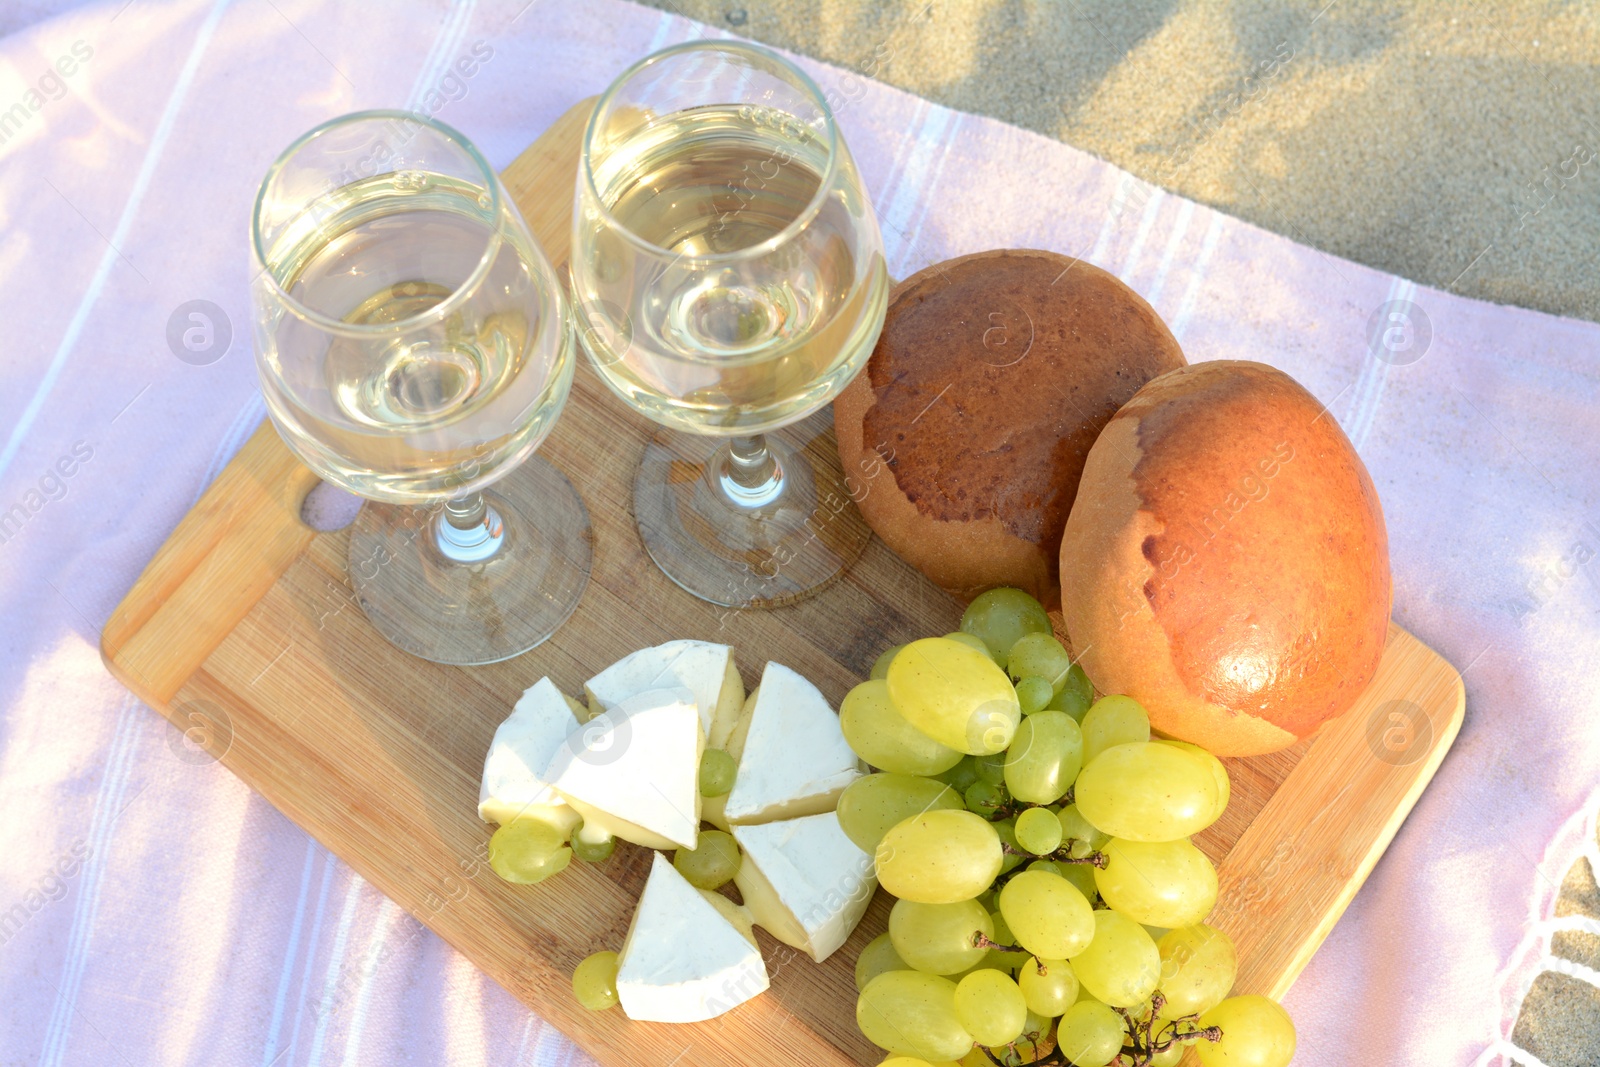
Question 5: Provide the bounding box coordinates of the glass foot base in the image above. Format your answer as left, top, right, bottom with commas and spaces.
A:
633, 409, 873, 609
349, 456, 593, 665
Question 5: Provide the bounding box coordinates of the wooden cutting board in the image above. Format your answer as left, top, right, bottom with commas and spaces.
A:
101, 99, 1464, 1066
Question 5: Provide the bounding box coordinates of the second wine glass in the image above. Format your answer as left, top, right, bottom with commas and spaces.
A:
571, 41, 889, 609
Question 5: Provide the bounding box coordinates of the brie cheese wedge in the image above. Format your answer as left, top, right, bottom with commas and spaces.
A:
723, 663, 862, 825
732, 812, 877, 962
545, 687, 702, 850
477, 677, 582, 836
585, 640, 745, 742
616, 852, 769, 1023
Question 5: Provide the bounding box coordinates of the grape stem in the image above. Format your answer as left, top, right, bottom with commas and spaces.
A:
972, 932, 1028, 953
1110, 992, 1223, 1066
1049, 845, 1109, 869
1154, 1023, 1222, 1049
984, 802, 1024, 821
996, 842, 1108, 869
983, 788, 1073, 824
998, 844, 1113, 870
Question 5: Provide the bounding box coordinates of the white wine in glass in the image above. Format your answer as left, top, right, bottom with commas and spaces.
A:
253, 111, 591, 664
573, 42, 889, 608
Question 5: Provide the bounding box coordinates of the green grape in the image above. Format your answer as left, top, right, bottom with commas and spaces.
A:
1046, 688, 1092, 723
1047, 663, 1095, 721
673, 830, 741, 890
488, 818, 572, 884
887, 637, 1022, 755
943, 630, 997, 660
841, 679, 965, 775
975, 888, 997, 910
571, 950, 620, 1010
876, 809, 1004, 903
1015, 676, 1054, 715
1003, 711, 1083, 804
1156, 924, 1237, 1020
1150, 1044, 1184, 1066
1071, 910, 1160, 1007
994, 819, 1026, 874
987, 1010, 1056, 1066
939, 755, 981, 793
997, 869, 1094, 960
959, 588, 1052, 669
569, 824, 614, 864
1156, 739, 1232, 819
838, 773, 965, 854
1073, 741, 1221, 842
1080, 695, 1151, 765
1014, 807, 1063, 855
1017, 955, 1078, 1016
856, 971, 975, 1061
856, 931, 910, 991
871, 643, 905, 680
965, 780, 1007, 819
1093, 838, 1218, 928
698, 748, 737, 797
950, 960, 1002, 984
1006, 632, 1073, 691
1195, 995, 1296, 1067
982, 909, 1025, 974
983, 954, 1026, 981
955, 969, 1028, 1046
1030, 856, 1096, 903
974, 751, 1008, 785
1057, 862, 1098, 905
880, 1059, 941, 1067
1055, 999, 1122, 1067
1056, 805, 1110, 856
890, 897, 993, 975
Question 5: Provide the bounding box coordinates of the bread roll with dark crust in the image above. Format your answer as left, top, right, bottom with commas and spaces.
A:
1060, 360, 1392, 756
834, 249, 1187, 607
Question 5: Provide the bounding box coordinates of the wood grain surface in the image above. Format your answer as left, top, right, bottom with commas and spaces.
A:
101, 98, 1464, 1066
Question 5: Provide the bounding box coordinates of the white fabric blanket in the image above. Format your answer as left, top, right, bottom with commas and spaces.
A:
1, 2, 1596, 1065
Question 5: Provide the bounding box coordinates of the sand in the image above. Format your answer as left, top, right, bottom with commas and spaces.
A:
640, 0, 1600, 324
638, 1, 1600, 1059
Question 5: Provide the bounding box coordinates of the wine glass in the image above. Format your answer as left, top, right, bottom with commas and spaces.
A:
251, 110, 591, 665
571, 41, 889, 608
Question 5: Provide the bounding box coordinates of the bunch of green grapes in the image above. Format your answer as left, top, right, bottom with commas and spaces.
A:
842, 588, 1295, 1067
489, 748, 739, 887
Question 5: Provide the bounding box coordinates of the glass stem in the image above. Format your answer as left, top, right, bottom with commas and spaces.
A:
719, 433, 786, 509
435, 491, 505, 563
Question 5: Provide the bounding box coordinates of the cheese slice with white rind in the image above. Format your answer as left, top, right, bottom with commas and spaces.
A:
545, 687, 702, 850
723, 663, 862, 825
477, 677, 583, 836
616, 852, 769, 1023
585, 640, 744, 741
732, 811, 876, 962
